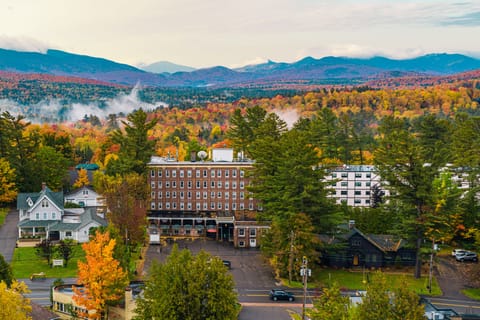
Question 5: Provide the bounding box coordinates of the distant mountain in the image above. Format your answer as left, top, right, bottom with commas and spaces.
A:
0, 48, 479, 87
138, 61, 196, 74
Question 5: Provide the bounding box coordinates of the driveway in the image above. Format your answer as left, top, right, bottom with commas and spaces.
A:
0, 209, 18, 262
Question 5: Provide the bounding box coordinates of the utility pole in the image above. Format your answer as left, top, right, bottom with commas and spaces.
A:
288, 230, 295, 284
428, 238, 435, 293
301, 256, 310, 320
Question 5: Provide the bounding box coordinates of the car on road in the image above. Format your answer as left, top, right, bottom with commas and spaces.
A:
222, 260, 231, 269
269, 289, 295, 302
455, 251, 478, 262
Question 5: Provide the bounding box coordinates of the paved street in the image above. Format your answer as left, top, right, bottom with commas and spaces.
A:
0, 209, 19, 262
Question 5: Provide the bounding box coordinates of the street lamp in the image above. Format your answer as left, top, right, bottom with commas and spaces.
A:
300, 256, 311, 320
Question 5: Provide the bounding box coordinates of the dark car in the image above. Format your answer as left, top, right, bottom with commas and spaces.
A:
269, 289, 295, 302
222, 260, 231, 269
456, 251, 478, 262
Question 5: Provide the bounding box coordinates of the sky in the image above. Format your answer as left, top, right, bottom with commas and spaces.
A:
0, 0, 479, 69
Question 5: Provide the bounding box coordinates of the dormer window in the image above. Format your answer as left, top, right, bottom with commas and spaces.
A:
42, 199, 49, 208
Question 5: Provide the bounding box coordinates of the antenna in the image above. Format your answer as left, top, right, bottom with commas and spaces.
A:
197, 150, 207, 161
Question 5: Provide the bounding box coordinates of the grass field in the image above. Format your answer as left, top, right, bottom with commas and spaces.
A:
284, 268, 442, 296
11, 246, 85, 279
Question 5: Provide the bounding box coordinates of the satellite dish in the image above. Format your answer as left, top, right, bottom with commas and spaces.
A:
197, 150, 207, 160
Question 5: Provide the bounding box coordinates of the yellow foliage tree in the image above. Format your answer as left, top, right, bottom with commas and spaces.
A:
0, 158, 17, 203
73, 168, 90, 188
0, 280, 32, 320
73, 231, 129, 319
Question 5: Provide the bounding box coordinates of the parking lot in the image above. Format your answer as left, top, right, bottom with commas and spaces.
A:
144, 238, 277, 290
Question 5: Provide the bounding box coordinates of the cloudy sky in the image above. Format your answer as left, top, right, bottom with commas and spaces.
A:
1, 0, 479, 69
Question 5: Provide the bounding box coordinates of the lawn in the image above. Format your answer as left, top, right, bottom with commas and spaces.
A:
284, 268, 442, 296
11, 245, 85, 279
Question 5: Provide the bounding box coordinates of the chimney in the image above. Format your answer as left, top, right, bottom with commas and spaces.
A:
41, 182, 46, 191
348, 220, 355, 229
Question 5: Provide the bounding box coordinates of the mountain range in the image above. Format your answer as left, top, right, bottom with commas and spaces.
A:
1, 48, 480, 87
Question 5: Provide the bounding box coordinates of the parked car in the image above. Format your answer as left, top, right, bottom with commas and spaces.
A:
452, 249, 466, 257
269, 289, 295, 302
222, 260, 231, 269
455, 251, 478, 262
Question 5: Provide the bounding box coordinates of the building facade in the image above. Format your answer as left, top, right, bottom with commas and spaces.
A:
324, 165, 388, 207
147, 149, 264, 247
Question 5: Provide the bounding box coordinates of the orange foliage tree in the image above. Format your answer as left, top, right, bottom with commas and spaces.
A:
73, 231, 129, 319
73, 168, 90, 188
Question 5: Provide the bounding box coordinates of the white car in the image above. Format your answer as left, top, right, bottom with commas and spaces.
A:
452, 249, 466, 257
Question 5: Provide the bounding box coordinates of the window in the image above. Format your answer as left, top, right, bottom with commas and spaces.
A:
217, 202, 222, 209
203, 181, 208, 188
366, 173, 371, 178
211, 170, 215, 177
217, 192, 222, 198
232, 169, 237, 177
151, 202, 155, 209
225, 203, 229, 210
180, 191, 184, 199
166, 191, 170, 198
366, 182, 371, 187
158, 169, 162, 177
83, 189, 89, 195
232, 182, 237, 189
332, 173, 337, 178
355, 182, 362, 187
250, 228, 256, 237
232, 192, 237, 199
196, 192, 201, 199
172, 191, 177, 198
187, 203, 192, 210
151, 181, 156, 189
172, 170, 177, 177
158, 203, 162, 209
341, 173, 348, 178
355, 191, 361, 195
180, 170, 184, 178
36, 213, 39, 220
158, 181, 162, 188
239, 240, 245, 247
340, 181, 347, 187
211, 202, 215, 209
203, 192, 208, 199
188, 192, 192, 199
66, 231, 72, 237
196, 170, 200, 178
355, 173, 362, 178
225, 192, 229, 199
188, 181, 192, 189
365, 191, 371, 195
352, 239, 361, 246
165, 181, 170, 188
211, 181, 215, 188
43, 212, 47, 219
180, 181, 184, 188
240, 181, 244, 189
211, 191, 215, 198
239, 228, 245, 237
166, 202, 170, 209
196, 181, 200, 188
52, 212, 56, 219
165, 170, 170, 177
151, 191, 156, 199
354, 199, 361, 204
187, 170, 192, 178
217, 181, 222, 188
196, 203, 201, 210
225, 182, 229, 189
225, 169, 229, 177
203, 202, 208, 210
172, 181, 176, 188
180, 202, 184, 210
240, 203, 244, 210
158, 192, 162, 199
340, 190, 348, 195
240, 192, 244, 199
217, 169, 222, 177
203, 170, 208, 177
232, 203, 237, 210
240, 170, 244, 178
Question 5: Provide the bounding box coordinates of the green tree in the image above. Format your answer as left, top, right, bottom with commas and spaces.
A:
0, 253, 14, 287
374, 116, 448, 278
356, 272, 392, 320
106, 108, 157, 176
390, 278, 425, 320
57, 239, 76, 267
35, 239, 55, 266
308, 282, 350, 320
227, 105, 267, 158
135, 245, 238, 320
33, 145, 70, 190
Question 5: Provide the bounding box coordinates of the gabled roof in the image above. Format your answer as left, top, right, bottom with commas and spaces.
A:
64, 185, 98, 198
17, 186, 64, 211
320, 227, 406, 253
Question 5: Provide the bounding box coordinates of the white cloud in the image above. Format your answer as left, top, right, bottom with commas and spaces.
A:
0, 35, 50, 53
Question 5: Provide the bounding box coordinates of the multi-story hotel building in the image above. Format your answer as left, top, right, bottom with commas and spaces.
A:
147, 148, 265, 247
324, 165, 388, 207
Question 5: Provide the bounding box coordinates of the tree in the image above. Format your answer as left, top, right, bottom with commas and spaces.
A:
308, 282, 350, 320
73, 168, 90, 188
35, 239, 55, 266
106, 108, 157, 176
134, 245, 238, 320
0, 253, 14, 287
0, 280, 32, 320
57, 239, 76, 267
0, 158, 17, 204
33, 145, 70, 191
227, 105, 267, 158
73, 231, 129, 319
374, 116, 448, 278
390, 278, 425, 320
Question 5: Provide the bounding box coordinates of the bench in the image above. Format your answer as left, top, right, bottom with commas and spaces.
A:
30, 272, 46, 281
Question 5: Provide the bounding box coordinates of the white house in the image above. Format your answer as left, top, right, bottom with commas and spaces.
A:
65, 186, 103, 207
17, 183, 107, 242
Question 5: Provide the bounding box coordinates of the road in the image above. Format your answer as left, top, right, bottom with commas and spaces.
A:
0, 209, 19, 262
